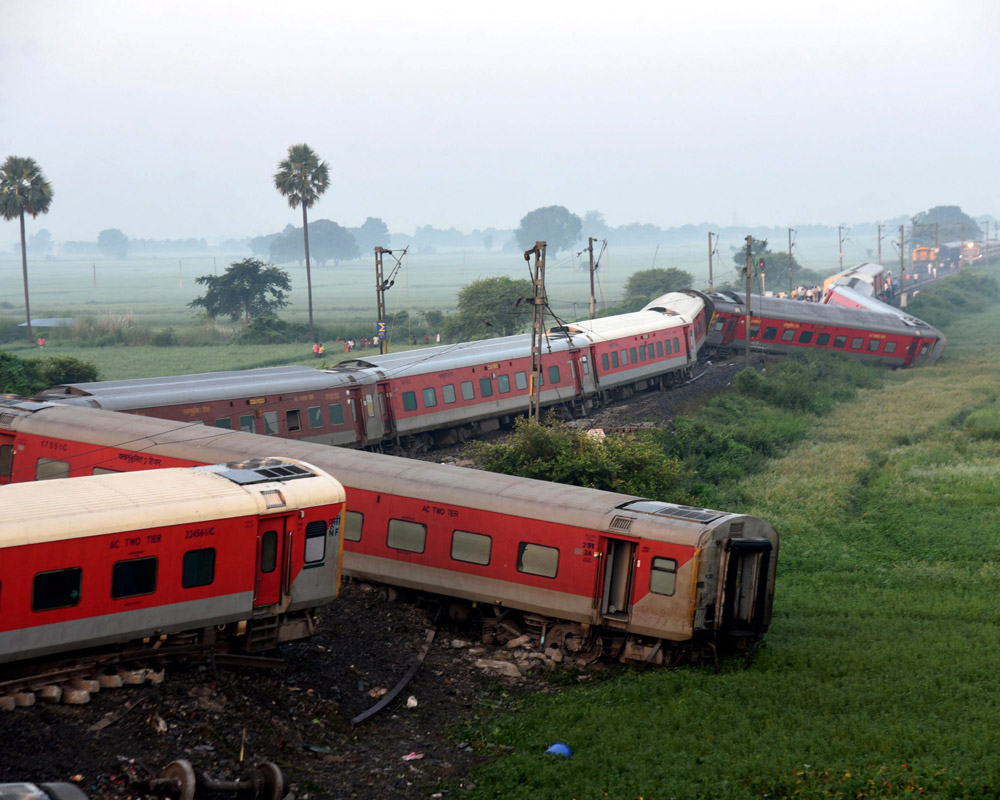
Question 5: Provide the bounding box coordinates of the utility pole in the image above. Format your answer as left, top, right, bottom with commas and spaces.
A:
588, 237, 597, 318
788, 228, 794, 295
877, 224, 882, 267
899, 225, 905, 287
935, 222, 939, 253
524, 241, 547, 423
708, 231, 716, 293
838, 225, 847, 271
744, 235, 752, 369
374, 246, 407, 355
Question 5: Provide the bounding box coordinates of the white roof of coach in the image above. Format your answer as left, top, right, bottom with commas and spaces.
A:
552, 291, 701, 342
0, 460, 344, 549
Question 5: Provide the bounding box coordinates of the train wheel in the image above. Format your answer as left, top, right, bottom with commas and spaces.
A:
162, 760, 197, 800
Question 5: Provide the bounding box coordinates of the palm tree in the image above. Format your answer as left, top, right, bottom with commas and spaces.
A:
273, 144, 330, 343
0, 156, 54, 342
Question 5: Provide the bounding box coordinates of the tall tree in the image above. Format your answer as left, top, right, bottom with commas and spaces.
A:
515, 205, 583, 253
188, 257, 291, 327
97, 228, 129, 259
274, 144, 330, 343
0, 156, 54, 341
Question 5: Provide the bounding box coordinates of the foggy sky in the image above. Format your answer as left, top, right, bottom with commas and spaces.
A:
1, 0, 998, 247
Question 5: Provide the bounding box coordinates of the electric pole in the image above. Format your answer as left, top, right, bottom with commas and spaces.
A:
788, 228, 794, 295
877, 224, 882, 266
838, 225, 848, 271
744, 235, 752, 369
588, 237, 597, 318
708, 231, 716, 293
374, 246, 407, 355
899, 225, 905, 287
524, 241, 547, 423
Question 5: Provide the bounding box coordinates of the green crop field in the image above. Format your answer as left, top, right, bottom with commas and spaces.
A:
459, 295, 1000, 798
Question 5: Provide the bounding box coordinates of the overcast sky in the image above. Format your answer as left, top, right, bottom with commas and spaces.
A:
2, 0, 997, 245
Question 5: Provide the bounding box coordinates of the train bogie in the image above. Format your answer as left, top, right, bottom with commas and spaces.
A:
0, 458, 345, 665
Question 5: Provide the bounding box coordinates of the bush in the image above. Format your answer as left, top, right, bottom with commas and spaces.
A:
34, 356, 99, 386
237, 316, 310, 344
151, 328, 178, 347
0, 351, 41, 395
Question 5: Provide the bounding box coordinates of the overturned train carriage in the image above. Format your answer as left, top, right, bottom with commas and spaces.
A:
0, 399, 777, 664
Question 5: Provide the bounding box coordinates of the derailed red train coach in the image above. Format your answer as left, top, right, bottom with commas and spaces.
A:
0, 399, 778, 665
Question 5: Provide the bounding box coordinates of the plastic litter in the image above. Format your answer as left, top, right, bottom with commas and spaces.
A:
406, 695, 418, 708
545, 742, 572, 758
402, 752, 424, 761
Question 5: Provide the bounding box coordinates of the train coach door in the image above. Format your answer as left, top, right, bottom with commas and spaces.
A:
595, 538, 636, 623
717, 538, 773, 636
346, 386, 368, 444
255, 517, 288, 608
0, 433, 14, 485
377, 381, 395, 438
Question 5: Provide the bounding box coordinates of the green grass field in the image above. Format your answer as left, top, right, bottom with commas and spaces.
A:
459, 302, 1000, 798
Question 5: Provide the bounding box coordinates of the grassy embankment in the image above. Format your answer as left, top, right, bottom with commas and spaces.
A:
461, 280, 1000, 799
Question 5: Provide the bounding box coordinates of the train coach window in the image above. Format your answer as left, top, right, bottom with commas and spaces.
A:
328, 403, 345, 425
920, 343, 929, 356
214, 417, 232, 429
182, 549, 215, 588
601, 353, 610, 370
582, 356, 590, 375
112, 557, 157, 599
451, 530, 491, 565
497, 374, 511, 393
36, 458, 69, 481
657, 341, 664, 357
798, 331, 814, 344
816, 333, 830, 346
344, 511, 363, 542
388, 519, 426, 553
304, 520, 327, 563
620, 349, 628, 366
833, 335, 848, 348
92, 467, 122, 475
638, 346, 646, 362
713, 319, 725, 331
479, 377, 493, 397
781, 329, 796, 342
885, 341, 897, 354
423, 387, 438, 408
517, 542, 558, 578
260, 531, 278, 573
763, 327, 777, 340
749, 326, 759, 339
239, 415, 256, 433
850, 337, 864, 350
443, 384, 457, 404
33, 567, 83, 611
286, 409, 302, 432
402, 391, 418, 411
308, 406, 324, 428
0, 444, 11, 478
649, 557, 677, 596
262, 411, 279, 435
630, 347, 638, 363
673, 337, 680, 352
461, 381, 475, 400
610, 351, 619, 368
867, 339, 882, 352
548, 365, 561, 384
515, 371, 528, 390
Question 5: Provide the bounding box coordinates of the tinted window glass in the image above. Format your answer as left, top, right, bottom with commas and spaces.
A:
885, 341, 897, 354
262, 411, 279, 434
33, 568, 82, 611
442, 384, 457, 404
601, 353, 610, 370
422, 387, 438, 408
867, 339, 881, 352
92, 467, 121, 475
239, 415, 255, 433
517, 542, 558, 578
308, 406, 324, 428
515, 371, 528, 390
547, 365, 560, 384
304, 520, 326, 563
451, 530, 491, 565
799, 330, 814, 344
673, 337, 680, 351
816, 333, 831, 346
286, 409, 302, 432
402, 391, 418, 411
834, 335, 848, 348
611, 351, 619, 368
650, 557, 677, 596
851, 337, 864, 349
112, 557, 157, 599
657, 341, 664, 357
461, 381, 475, 400
183, 549, 215, 588
214, 417, 232, 429
36, 458, 69, 481
581, 356, 590, 375
497, 374, 511, 393
328, 403, 345, 425
781, 329, 796, 341
479, 377, 493, 397
630, 347, 638, 362
763, 327, 777, 340
344, 511, 363, 542
620, 349, 628, 365
388, 519, 426, 553
260, 530, 278, 573
749, 326, 760, 338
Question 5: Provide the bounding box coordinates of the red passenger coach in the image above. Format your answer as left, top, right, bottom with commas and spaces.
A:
0, 399, 778, 665
0, 458, 346, 666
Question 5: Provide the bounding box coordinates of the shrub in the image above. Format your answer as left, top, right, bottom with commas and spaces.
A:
151, 328, 178, 347
237, 316, 311, 344
34, 356, 99, 386
0, 351, 41, 395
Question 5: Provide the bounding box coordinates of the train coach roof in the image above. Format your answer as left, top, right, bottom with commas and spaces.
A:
0, 463, 343, 548
710, 292, 939, 335
551, 291, 702, 340
5, 403, 741, 547
827, 285, 933, 327
37, 365, 344, 409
